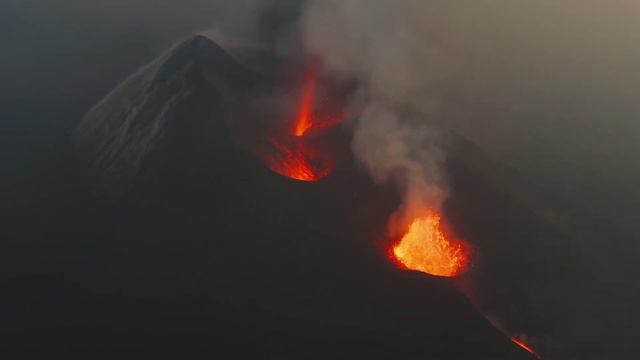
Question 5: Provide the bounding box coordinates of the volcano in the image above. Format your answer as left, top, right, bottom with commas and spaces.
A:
50, 34, 551, 358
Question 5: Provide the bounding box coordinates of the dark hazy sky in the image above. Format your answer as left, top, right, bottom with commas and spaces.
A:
5, 0, 640, 196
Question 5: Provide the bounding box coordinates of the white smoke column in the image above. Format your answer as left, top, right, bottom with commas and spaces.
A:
302, 0, 454, 235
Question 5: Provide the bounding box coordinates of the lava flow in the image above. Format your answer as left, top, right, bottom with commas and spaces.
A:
392, 211, 470, 277
511, 337, 542, 359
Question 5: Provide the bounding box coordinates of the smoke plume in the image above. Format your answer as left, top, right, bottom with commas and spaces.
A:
301, 0, 454, 235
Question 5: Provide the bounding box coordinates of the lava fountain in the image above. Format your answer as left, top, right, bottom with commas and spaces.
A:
392, 210, 471, 277
391, 213, 544, 355
260, 62, 343, 182
292, 65, 316, 137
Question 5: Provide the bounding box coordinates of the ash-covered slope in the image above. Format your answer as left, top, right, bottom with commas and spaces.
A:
73, 34, 259, 197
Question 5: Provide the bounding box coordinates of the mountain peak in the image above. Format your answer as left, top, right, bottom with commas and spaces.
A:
74, 34, 259, 198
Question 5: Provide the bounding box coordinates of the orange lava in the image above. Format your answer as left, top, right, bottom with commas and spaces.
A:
511, 337, 541, 359
392, 211, 470, 277
293, 65, 316, 137
261, 62, 342, 182
266, 137, 334, 182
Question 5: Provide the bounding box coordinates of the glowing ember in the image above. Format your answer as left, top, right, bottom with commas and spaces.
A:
392, 211, 470, 277
511, 337, 542, 359
293, 66, 316, 137
265, 137, 334, 182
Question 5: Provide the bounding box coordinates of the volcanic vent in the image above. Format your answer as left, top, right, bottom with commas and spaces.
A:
392, 211, 471, 277
253, 62, 343, 182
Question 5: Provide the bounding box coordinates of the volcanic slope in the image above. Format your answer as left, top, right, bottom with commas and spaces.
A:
64, 34, 538, 359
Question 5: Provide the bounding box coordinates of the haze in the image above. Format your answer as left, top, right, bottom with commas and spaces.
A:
3, 1, 639, 358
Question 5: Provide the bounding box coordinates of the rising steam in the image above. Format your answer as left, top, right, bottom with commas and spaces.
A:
301, 0, 452, 234
300, 4, 544, 356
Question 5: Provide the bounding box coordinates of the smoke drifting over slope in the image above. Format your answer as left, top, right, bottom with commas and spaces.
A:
302, 0, 452, 233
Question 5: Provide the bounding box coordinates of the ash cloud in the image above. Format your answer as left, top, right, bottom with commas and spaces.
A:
301, 0, 453, 234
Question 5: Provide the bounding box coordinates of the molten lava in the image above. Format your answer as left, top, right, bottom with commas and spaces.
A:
261, 62, 343, 182
392, 211, 470, 277
511, 337, 542, 359
266, 137, 334, 182
293, 66, 316, 137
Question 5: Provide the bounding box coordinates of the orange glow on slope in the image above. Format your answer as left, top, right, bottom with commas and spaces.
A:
266, 137, 334, 182
511, 337, 542, 359
392, 211, 470, 277
293, 66, 316, 137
